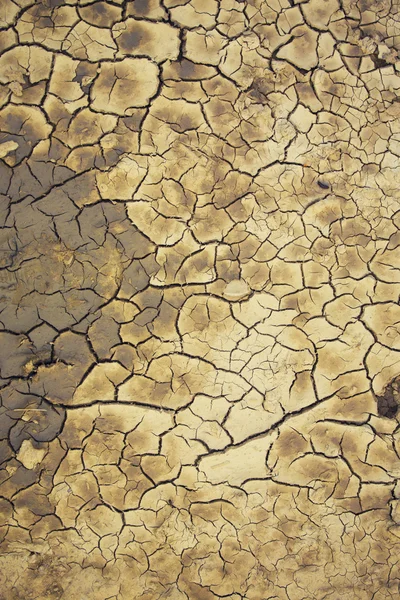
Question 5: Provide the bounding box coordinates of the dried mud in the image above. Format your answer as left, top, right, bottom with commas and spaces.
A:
1, 0, 400, 598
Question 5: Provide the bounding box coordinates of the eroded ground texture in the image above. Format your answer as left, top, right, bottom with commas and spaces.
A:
3, 0, 400, 599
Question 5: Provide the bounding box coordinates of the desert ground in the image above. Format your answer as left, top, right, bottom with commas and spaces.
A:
1, 0, 400, 598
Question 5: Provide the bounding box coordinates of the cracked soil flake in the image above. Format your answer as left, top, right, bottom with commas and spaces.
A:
277, 26, 319, 71
113, 18, 180, 62
3, 0, 400, 599
91, 58, 159, 114
16, 440, 47, 470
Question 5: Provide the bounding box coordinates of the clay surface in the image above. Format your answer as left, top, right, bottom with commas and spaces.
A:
1, 0, 400, 598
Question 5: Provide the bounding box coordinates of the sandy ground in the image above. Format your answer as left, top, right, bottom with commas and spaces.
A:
1, 0, 400, 598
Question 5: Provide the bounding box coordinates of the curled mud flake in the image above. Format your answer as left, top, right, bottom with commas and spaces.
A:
376, 377, 400, 419
16, 439, 47, 470
222, 279, 250, 301
0, 141, 19, 159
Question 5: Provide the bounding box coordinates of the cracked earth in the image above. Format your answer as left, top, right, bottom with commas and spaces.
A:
2, 0, 400, 598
